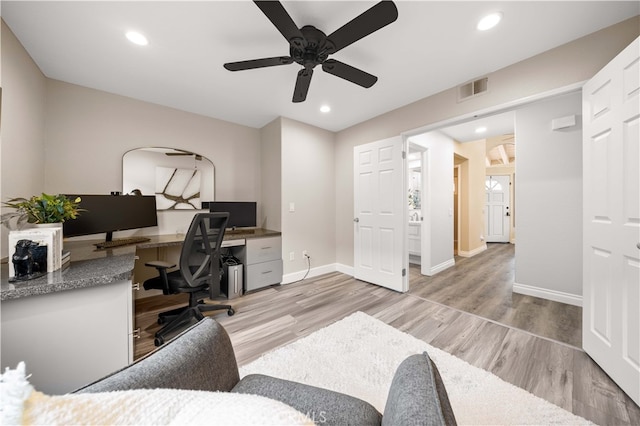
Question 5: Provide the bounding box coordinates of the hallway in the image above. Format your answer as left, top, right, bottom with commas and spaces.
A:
408, 243, 582, 348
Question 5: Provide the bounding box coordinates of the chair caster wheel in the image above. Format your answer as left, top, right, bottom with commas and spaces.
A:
227, 308, 235, 316
154, 336, 164, 346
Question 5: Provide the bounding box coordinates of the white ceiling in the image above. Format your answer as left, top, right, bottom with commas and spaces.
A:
2, 1, 638, 134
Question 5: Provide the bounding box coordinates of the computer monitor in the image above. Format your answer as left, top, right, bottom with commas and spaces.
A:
207, 201, 257, 229
63, 194, 158, 242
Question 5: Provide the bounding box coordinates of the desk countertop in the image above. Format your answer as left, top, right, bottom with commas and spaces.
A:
1, 229, 281, 301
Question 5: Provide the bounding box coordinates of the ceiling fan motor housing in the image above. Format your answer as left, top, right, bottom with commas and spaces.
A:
290, 26, 334, 69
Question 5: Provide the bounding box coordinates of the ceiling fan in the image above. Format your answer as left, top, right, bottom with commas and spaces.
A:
223, 1, 398, 103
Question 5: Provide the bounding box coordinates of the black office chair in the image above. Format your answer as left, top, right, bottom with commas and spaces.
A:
143, 212, 235, 346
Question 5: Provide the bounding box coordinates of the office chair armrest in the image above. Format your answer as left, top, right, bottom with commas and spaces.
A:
144, 260, 177, 295
145, 260, 176, 270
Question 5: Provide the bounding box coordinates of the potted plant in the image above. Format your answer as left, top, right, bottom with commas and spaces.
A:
2, 193, 83, 228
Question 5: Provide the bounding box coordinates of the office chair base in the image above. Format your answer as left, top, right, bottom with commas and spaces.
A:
153, 303, 235, 346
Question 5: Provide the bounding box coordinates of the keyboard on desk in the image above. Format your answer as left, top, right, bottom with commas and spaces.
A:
94, 236, 151, 249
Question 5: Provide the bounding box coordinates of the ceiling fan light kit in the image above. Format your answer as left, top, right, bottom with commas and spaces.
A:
223, 1, 398, 103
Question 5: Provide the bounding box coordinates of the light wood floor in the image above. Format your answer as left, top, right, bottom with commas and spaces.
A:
135, 246, 639, 425
409, 243, 582, 348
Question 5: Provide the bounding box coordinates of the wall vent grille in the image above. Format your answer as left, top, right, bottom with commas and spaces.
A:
458, 77, 488, 101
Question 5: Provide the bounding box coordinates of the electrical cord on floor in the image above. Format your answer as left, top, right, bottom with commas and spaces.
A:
291, 255, 311, 284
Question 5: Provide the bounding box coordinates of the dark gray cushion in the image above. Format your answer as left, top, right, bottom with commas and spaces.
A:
233, 374, 382, 426
75, 318, 240, 394
382, 352, 457, 426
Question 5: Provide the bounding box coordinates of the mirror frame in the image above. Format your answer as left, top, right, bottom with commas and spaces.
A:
122, 147, 214, 210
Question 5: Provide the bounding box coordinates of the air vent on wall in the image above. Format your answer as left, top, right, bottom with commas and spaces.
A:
458, 77, 488, 101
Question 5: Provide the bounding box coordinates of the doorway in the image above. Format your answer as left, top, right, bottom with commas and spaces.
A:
485, 175, 511, 243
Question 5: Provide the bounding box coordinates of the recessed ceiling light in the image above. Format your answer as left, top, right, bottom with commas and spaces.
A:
126, 31, 148, 46
477, 12, 502, 31
475, 126, 487, 134
320, 105, 331, 113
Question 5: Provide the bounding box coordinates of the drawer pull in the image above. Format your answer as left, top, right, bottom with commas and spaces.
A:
261, 270, 273, 274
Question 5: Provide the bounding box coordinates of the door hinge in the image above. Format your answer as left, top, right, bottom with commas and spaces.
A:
402, 151, 406, 159
402, 268, 406, 277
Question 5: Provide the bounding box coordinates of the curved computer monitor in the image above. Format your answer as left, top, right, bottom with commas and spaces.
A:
207, 201, 256, 229
63, 194, 158, 242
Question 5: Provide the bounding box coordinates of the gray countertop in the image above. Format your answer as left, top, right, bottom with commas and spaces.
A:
1, 241, 137, 301
1, 229, 281, 301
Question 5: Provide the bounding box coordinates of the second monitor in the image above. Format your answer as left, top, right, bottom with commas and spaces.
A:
207, 201, 256, 230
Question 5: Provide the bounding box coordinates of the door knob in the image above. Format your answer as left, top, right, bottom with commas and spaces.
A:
354, 218, 360, 223
637, 242, 640, 250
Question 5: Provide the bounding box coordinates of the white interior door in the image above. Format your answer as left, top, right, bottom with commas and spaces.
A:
583, 36, 639, 406
485, 175, 511, 243
354, 136, 408, 292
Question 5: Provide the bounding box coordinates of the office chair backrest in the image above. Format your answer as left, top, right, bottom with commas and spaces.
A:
180, 212, 229, 288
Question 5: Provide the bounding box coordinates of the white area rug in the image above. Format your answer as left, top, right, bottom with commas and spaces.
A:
240, 311, 592, 425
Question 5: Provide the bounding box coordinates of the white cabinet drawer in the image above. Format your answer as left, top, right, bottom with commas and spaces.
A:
246, 259, 283, 291
246, 236, 281, 264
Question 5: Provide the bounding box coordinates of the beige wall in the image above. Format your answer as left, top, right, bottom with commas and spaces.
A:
334, 16, 639, 268
1, 21, 47, 259
259, 118, 282, 231
280, 117, 336, 279
453, 139, 486, 255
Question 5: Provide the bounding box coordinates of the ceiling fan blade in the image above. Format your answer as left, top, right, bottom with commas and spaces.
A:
322, 59, 377, 88
224, 56, 293, 71
292, 68, 313, 103
325, 1, 398, 54
254, 1, 306, 48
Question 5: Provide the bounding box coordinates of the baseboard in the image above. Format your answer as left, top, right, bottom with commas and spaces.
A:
335, 263, 354, 277
457, 244, 488, 258
409, 254, 421, 265
282, 263, 340, 284
425, 258, 455, 276
513, 282, 582, 307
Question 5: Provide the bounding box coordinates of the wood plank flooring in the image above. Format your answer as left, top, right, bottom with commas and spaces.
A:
135, 247, 639, 425
409, 243, 582, 348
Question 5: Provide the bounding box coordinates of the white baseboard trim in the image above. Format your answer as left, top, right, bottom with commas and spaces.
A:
426, 258, 455, 276
409, 254, 421, 265
457, 244, 488, 258
513, 282, 583, 307
335, 263, 354, 276
282, 263, 341, 284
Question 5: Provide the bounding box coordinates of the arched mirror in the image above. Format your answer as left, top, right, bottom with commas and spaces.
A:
123, 147, 214, 210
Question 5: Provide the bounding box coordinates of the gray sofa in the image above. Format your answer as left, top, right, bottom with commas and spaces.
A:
75, 318, 456, 425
